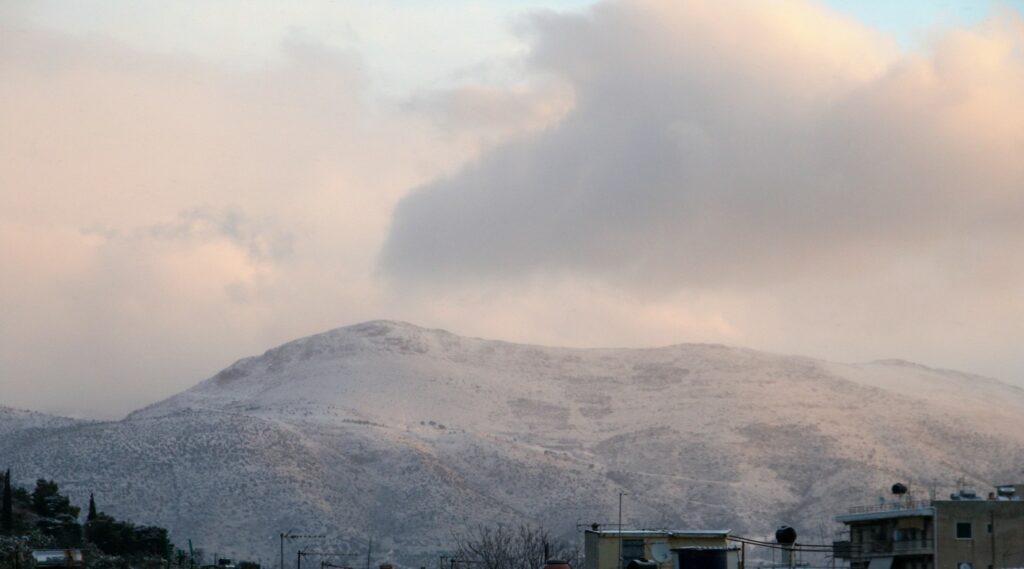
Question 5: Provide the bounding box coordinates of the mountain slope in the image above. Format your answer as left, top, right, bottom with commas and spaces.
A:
5, 321, 1024, 567
0, 405, 85, 435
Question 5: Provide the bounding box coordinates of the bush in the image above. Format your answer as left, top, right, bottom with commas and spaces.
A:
452, 524, 581, 569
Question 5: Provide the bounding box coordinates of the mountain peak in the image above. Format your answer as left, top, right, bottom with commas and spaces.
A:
347, 319, 431, 331
128, 320, 474, 420
267, 319, 462, 360
336, 319, 455, 338
130, 320, 1024, 430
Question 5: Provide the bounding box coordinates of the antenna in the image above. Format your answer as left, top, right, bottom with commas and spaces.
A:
280, 533, 326, 569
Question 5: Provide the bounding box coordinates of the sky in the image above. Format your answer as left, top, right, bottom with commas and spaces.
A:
1, 0, 1023, 419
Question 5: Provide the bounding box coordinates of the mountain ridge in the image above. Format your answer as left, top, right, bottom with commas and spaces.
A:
4, 320, 1024, 568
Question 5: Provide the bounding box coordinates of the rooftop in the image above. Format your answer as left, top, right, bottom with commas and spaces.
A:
836, 483, 1024, 525
670, 546, 741, 551
586, 529, 731, 538
836, 501, 934, 524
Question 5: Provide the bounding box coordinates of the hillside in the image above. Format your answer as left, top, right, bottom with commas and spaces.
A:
0, 405, 86, 438
4, 321, 1024, 567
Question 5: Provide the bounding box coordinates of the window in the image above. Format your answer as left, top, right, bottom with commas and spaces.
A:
894, 528, 920, 542
621, 539, 645, 563
955, 523, 972, 540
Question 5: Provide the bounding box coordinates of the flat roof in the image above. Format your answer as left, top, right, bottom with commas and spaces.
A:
836, 507, 933, 524
671, 546, 741, 551
586, 529, 731, 537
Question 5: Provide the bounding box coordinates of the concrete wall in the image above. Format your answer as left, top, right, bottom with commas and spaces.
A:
934, 501, 1024, 569
583, 533, 730, 569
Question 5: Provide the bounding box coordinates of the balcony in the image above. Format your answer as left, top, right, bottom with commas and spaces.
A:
833, 540, 934, 560
892, 541, 933, 555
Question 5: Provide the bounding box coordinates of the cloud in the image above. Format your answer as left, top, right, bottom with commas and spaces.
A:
0, 20, 557, 418
4, 0, 1024, 418
374, 0, 1024, 386
145, 208, 294, 264
381, 0, 1024, 294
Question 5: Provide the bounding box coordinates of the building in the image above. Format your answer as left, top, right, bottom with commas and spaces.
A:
584, 528, 737, 569
31, 550, 85, 568
833, 484, 1024, 569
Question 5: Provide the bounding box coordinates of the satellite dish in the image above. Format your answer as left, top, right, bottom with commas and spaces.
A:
651, 543, 671, 563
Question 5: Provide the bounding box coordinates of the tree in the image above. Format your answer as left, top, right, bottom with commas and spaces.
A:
452, 524, 581, 569
32, 479, 78, 519
86, 513, 170, 558
86, 513, 123, 554
1, 469, 12, 534
88, 493, 97, 521
31, 479, 81, 545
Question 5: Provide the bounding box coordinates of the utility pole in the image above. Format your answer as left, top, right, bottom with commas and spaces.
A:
618, 492, 627, 569
990, 511, 996, 569
365, 538, 372, 569
618, 492, 625, 533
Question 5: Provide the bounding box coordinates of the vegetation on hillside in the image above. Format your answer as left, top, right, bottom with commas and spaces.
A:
451, 524, 581, 569
0, 470, 170, 569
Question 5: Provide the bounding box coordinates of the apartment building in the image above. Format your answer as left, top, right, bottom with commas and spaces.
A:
834, 484, 1024, 569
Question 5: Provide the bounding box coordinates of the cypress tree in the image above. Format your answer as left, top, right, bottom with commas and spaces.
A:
87, 493, 97, 521
1, 469, 12, 534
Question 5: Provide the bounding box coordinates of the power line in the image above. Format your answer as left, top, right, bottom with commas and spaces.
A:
727, 535, 839, 552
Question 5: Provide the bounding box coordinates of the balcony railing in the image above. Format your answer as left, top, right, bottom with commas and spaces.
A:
847, 500, 933, 514
833, 540, 934, 559
892, 541, 934, 554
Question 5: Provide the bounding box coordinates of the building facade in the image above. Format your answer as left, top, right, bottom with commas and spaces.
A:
583, 529, 735, 569
834, 485, 1024, 569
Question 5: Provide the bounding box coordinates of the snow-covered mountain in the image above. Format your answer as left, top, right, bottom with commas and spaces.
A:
0, 405, 85, 438
4, 321, 1024, 567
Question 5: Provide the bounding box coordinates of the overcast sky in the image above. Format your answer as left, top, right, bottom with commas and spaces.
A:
2, 0, 1023, 419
